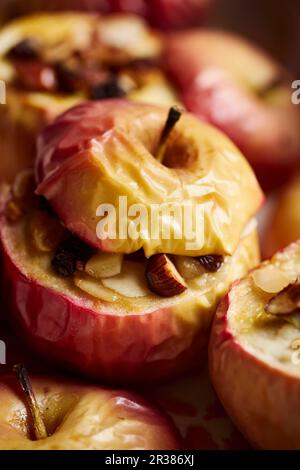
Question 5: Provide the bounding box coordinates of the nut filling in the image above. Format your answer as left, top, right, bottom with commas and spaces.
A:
265, 277, 300, 316
6, 34, 161, 98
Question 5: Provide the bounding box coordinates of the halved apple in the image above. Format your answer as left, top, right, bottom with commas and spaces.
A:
35, 99, 263, 257
1, 187, 260, 384
209, 241, 300, 449
0, 12, 177, 182
0, 373, 180, 449
164, 30, 300, 189
263, 173, 300, 259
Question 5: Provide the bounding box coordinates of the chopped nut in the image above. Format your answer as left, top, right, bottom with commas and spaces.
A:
146, 254, 187, 297
265, 277, 300, 315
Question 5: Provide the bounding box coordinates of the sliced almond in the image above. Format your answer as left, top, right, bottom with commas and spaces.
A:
251, 265, 297, 294
146, 254, 187, 297
85, 252, 123, 279
175, 256, 206, 280
74, 275, 118, 302
102, 261, 150, 298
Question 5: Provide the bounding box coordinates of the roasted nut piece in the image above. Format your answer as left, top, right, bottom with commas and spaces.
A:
265, 277, 300, 315
146, 254, 187, 297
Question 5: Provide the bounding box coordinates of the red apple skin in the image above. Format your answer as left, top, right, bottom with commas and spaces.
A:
209, 284, 300, 450
7, 0, 212, 29
0, 227, 208, 385
0, 374, 180, 450
164, 30, 300, 190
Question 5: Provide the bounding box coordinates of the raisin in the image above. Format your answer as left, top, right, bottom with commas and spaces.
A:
7, 38, 40, 60
52, 236, 95, 277
90, 77, 126, 100
197, 255, 224, 273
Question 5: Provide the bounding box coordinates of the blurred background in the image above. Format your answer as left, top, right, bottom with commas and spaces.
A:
0, 0, 299, 75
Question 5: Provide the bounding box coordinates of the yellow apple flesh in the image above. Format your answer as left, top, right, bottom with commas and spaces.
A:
209, 241, 300, 449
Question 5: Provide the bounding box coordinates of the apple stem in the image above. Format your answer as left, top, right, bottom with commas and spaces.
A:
13, 364, 48, 440
156, 105, 182, 164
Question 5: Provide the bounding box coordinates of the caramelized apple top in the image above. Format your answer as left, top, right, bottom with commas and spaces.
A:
227, 241, 300, 375
35, 99, 263, 257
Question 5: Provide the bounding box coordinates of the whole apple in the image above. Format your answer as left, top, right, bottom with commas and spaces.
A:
0, 373, 180, 449
0, 12, 176, 182
209, 241, 300, 449
164, 30, 300, 189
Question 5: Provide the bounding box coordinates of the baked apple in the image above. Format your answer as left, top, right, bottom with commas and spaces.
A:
263, 172, 300, 259
209, 241, 300, 449
35, 100, 262, 256
164, 30, 300, 189
0, 12, 177, 182
1, 100, 262, 384
0, 369, 180, 449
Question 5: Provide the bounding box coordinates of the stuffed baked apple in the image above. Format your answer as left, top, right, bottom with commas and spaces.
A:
164, 30, 300, 189
0, 365, 180, 450
210, 241, 300, 449
263, 172, 300, 259
1, 100, 262, 384
0, 12, 176, 182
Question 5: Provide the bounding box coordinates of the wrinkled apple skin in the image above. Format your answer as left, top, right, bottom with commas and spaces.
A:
1, 240, 209, 384
263, 173, 300, 259
164, 30, 300, 189
0, 374, 180, 450
209, 286, 300, 450
35, 100, 263, 257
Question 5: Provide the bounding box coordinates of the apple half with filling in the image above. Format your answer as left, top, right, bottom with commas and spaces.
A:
210, 241, 300, 449
2, 100, 262, 384
0, 372, 180, 450
164, 30, 300, 189
0, 12, 177, 182
263, 172, 300, 259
